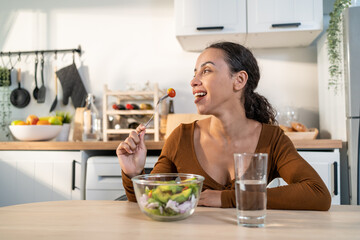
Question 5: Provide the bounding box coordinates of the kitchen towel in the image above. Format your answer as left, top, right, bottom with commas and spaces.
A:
56, 63, 87, 108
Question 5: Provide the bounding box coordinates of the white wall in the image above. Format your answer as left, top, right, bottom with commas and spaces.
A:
0, 0, 319, 138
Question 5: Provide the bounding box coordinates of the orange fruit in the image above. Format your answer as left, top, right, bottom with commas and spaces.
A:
11, 120, 27, 125
36, 120, 50, 125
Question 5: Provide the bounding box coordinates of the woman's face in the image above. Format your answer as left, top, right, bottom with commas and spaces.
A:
191, 48, 240, 115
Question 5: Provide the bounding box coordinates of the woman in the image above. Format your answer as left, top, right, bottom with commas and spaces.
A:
117, 42, 331, 210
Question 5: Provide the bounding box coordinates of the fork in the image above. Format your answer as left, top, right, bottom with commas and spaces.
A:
138, 94, 169, 135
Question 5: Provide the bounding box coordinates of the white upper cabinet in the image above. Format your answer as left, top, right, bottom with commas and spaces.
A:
175, 0, 247, 52
175, 0, 323, 51
246, 0, 323, 48
247, 0, 322, 33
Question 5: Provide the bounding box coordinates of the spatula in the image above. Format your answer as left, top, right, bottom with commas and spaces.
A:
37, 54, 46, 103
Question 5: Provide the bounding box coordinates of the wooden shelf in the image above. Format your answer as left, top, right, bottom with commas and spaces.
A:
103, 84, 163, 141
106, 110, 155, 115
105, 90, 155, 97
105, 129, 156, 134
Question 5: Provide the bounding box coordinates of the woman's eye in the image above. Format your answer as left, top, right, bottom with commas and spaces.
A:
203, 69, 211, 74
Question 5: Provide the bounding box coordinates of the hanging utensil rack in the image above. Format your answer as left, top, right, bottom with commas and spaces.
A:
0, 45, 82, 58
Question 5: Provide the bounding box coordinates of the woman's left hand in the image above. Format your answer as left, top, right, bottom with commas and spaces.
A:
198, 189, 222, 207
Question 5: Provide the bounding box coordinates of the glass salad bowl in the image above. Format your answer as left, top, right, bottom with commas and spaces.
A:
132, 173, 204, 221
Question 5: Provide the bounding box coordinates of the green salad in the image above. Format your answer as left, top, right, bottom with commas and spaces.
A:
138, 178, 199, 216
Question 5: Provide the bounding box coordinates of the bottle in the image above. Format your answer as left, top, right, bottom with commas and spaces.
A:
168, 100, 174, 114
159, 100, 168, 140
83, 94, 102, 141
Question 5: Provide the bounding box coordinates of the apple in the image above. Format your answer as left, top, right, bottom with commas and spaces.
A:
48, 116, 62, 125
26, 115, 39, 125
11, 120, 27, 125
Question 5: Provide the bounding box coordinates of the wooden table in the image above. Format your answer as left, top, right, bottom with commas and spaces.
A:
0, 201, 359, 240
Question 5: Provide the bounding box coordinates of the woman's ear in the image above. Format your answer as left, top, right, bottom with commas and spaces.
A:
233, 70, 248, 91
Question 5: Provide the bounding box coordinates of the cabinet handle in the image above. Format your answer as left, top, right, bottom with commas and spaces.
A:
72, 160, 76, 190
271, 22, 301, 28
144, 168, 153, 174
333, 162, 338, 196
196, 26, 224, 31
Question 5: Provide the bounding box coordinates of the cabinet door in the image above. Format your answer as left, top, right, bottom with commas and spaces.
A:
0, 151, 81, 207
267, 150, 340, 205
34, 159, 53, 202
247, 0, 323, 33
0, 159, 16, 206
52, 159, 74, 201
175, 0, 246, 36
298, 151, 340, 204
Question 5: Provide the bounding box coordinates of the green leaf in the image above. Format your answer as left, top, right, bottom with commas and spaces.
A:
326, 0, 351, 93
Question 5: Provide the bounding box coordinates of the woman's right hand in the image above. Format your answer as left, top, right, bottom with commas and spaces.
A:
116, 125, 147, 178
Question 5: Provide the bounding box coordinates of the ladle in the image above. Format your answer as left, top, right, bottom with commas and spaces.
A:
37, 53, 46, 103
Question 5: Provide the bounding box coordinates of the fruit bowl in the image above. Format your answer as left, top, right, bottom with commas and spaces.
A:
132, 173, 204, 221
9, 125, 63, 141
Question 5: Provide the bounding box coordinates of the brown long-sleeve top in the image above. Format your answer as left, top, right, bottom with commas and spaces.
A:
122, 122, 331, 210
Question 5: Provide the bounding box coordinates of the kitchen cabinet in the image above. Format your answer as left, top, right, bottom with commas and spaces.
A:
0, 151, 81, 207
102, 84, 165, 141
246, 0, 323, 48
247, 0, 322, 33
0, 140, 342, 206
175, 0, 247, 51
174, 0, 322, 51
268, 149, 340, 205
85, 156, 158, 200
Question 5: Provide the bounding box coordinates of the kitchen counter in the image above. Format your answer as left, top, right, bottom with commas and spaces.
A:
0, 201, 359, 240
0, 139, 342, 150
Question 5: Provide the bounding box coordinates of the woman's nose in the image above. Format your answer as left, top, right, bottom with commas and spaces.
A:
190, 75, 201, 87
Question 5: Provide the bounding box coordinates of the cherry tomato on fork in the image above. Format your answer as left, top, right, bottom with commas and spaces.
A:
167, 88, 176, 98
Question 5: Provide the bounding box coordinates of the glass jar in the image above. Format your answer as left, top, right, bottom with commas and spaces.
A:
83, 93, 102, 141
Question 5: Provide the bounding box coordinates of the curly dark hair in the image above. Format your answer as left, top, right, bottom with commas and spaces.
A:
207, 42, 277, 124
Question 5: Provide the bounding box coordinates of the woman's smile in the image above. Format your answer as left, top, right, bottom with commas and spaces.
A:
193, 90, 207, 103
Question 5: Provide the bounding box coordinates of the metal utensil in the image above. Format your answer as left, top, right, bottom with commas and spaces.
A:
49, 66, 58, 112
175, 176, 181, 184
10, 68, 30, 108
33, 55, 39, 100
144, 94, 169, 128
37, 54, 46, 103
137, 94, 168, 136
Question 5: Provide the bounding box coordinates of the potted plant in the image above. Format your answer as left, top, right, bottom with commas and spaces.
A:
55, 111, 73, 141
0, 66, 12, 141
326, 0, 352, 92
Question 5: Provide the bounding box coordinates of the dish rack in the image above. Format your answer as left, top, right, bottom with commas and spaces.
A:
102, 83, 164, 141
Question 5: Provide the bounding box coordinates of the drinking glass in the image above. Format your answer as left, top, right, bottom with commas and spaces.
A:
234, 153, 268, 227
